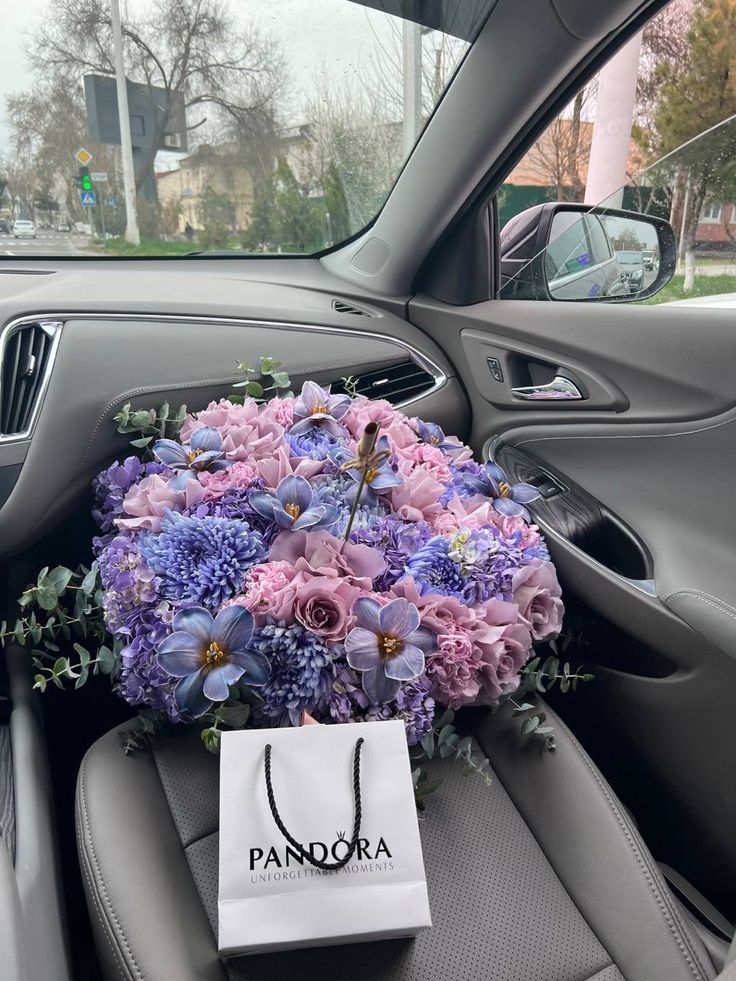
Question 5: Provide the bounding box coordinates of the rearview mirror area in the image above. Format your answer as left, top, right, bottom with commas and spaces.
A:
499, 202, 677, 302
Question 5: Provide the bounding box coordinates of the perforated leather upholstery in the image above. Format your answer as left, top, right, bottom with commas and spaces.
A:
76, 704, 715, 981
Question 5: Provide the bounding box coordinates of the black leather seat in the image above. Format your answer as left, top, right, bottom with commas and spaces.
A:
76, 704, 716, 981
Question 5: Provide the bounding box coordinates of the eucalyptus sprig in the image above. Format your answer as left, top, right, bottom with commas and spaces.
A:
113, 401, 188, 455
411, 707, 493, 808
230, 356, 292, 404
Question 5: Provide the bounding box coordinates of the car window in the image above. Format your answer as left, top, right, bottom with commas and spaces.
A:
0, 0, 494, 258
499, 0, 736, 306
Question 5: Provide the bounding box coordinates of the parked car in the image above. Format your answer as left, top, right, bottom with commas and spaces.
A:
0, 219, 10, 234
12, 219, 36, 239
615, 249, 645, 293
641, 248, 655, 270
56, 218, 72, 232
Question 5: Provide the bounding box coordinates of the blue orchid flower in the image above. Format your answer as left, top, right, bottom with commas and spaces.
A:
461, 460, 540, 521
157, 605, 269, 717
330, 435, 402, 500
249, 474, 339, 531
414, 419, 461, 453
345, 597, 435, 703
153, 426, 230, 490
289, 380, 352, 438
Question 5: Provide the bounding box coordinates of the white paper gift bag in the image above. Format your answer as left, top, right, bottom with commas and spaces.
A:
218, 719, 431, 956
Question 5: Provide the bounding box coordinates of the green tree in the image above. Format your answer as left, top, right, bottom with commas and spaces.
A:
272, 156, 321, 252
241, 174, 276, 251
197, 185, 233, 250
322, 160, 351, 245
648, 0, 736, 287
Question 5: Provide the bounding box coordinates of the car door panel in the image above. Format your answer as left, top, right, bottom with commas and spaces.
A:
409, 293, 736, 911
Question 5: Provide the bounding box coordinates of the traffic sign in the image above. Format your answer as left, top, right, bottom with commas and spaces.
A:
80, 190, 97, 207
91, 172, 108, 183
75, 147, 93, 165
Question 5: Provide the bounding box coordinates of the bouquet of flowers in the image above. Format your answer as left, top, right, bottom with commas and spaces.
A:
3, 359, 583, 771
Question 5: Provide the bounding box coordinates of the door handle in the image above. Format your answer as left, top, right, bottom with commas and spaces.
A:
511, 375, 583, 401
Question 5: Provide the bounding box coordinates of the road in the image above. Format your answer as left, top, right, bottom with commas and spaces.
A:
0, 229, 96, 257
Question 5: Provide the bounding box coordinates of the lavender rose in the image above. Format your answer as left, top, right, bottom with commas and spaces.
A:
511, 560, 564, 642
293, 577, 360, 642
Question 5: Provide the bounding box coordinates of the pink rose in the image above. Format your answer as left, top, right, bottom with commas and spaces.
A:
199, 461, 258, 500
472, 598, 532, 702
511, 560, 563, 642
219, 417, 284, 462
344, 398, 418, 450
256, 445, 326, 489
293, 577, 359, 642
259, 397, 295, 429
269, 530, 386, 588
240, 561, 299, 624
389, 467, 445, 524
390, 576, 477, 634
116, 474, 204, 533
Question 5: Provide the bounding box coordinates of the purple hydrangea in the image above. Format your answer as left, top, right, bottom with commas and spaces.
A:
92, 457, 168, 534
326, 665, 435, 746
140, 511, 266, 609
352, 515, 432, 590
404, 527, 526, 604
313, 472, 388, 537
96, 533, 159, 633
118, 609, 180, 720
251, 623, 338, 726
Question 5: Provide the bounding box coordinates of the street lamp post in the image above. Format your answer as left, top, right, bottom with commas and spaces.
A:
110, 0, 140, 245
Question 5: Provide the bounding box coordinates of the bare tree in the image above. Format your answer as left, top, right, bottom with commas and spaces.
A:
524, 85, 596, 201
27, 0, 283, 193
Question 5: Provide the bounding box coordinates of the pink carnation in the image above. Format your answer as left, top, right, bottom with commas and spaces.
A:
395, 442, 453, 484
238, 561, 299, 625
116, 474, 204, 533
511, 560, 563, 642
259, 397, 295, 429
199, 461, 258, 500
344, 397, 418, 451
269, 530, 385, 588
179, 398, 259, 441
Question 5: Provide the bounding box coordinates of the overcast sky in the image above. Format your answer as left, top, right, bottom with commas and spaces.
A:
0, 0, 433, 155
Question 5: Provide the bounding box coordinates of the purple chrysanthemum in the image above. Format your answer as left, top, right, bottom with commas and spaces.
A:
251, 623, 338, 725
96, 533, 159, 633
404, 536, 467, 600
140, 510, 266, 609
287, 427, 338, 460
92, 457, 168, 534
312, 472, 388, 536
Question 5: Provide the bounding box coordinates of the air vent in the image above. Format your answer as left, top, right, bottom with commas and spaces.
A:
332, 359, 436, 406
0, 320, 60, 437
332, 299, 375, 317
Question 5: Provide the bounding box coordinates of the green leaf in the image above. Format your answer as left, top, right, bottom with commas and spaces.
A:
511, 701, 535, 716
243, 381, 264, 398
435, 707, 455, 729
96, 645, 116, 676
521, 716, 540, 736
33, 674, 47, 692
214, 703, 251, 728
36, 585, 58, 611
270, 371, 290, 388
13, 620, 26, 646
130, 436, 153, 448
201, 727, 221, 753
81, 564, 99, 594
420, 731, 435, 758
47, 566, 73, 595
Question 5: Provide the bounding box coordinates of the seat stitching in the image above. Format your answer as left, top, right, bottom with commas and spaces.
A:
514, 410, 736, 448
665, 589, 736, 621
566, 735, 711, 981
76, 808, 132, 981
79, 756, 147, 981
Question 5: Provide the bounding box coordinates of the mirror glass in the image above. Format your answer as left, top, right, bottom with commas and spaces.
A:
545, 212, 661, 300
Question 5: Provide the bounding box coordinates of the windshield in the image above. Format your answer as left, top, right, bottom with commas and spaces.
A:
0, 0, 490, 258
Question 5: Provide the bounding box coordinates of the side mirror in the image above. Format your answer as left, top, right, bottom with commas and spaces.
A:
499, 202, 676, 302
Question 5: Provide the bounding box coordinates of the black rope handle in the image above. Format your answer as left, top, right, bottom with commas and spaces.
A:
263, 737, 365, 871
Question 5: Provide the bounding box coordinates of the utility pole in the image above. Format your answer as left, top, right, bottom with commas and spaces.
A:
584, 31, 643, 208
402, 20, 423, 159
110, 0, 140, 245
